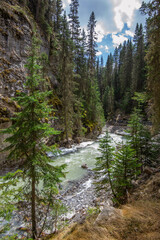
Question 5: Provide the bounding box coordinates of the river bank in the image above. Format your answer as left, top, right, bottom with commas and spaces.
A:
0, 125, 125, 238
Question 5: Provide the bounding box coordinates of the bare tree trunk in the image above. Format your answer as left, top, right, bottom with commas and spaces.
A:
36, 0, 40, 21
32, 165, 37, 239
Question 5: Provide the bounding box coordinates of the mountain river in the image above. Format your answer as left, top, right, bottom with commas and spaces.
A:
0, 127, 124, 238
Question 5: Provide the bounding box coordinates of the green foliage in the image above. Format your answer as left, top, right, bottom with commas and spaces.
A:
94, 131, 141, 204
112, 143, 140, 203
86, 207, 100, 218
1, 235, 18, 240
126, 93, 157, 168
141, 0, 160, 130
94, 131, 115, 194
0, 33, 66, 239
50, 199, 68, 232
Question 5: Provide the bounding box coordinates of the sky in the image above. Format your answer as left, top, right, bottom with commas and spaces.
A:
62, 0, 148, 63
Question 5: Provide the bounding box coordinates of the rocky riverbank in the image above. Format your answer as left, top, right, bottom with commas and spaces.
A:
60, 169, 112, 224
0, 125, 123, 238
0, 168, 112, 239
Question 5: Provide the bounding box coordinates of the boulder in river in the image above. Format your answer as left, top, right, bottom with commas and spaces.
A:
81, 164, 88, 169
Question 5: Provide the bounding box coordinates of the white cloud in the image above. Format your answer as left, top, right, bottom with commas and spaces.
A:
125, 30, 134, 37
113, 0, 141, 31
95, 22, 106, 43
96, 51, 102, 56
62, 0, 71, 9
112, 34, 128, 47
105, 45, 109, 52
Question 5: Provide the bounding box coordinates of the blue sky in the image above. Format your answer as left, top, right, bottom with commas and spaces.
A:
62, 0, 148, 63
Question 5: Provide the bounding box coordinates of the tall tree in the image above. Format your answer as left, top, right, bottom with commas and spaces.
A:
59, 13, 77, 142
113, 46, 120, 104
141, 0, 160, 129
87, 11, 97, 76
68, 0, 80, 47
132, 23, 146, 93
1, 35, 66, 239
54, 0, 63, 34
85, 12, 104, 128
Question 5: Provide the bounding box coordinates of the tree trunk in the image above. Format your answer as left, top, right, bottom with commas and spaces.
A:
31, 165, 37, 239
36, 0, 41, 21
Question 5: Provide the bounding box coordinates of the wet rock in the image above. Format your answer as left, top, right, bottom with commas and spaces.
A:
81, 164, 88, 169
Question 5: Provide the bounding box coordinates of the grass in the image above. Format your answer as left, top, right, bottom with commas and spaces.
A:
49, 173, 160, 240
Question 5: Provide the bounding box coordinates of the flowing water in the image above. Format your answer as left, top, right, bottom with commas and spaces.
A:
50, 132, 123, 185
0, 130, 124, 237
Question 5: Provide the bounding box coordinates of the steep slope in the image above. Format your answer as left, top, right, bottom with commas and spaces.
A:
0, 0, 55, 164
50, 171, 160, 240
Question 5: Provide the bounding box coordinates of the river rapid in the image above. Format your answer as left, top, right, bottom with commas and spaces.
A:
0, 127, 124, 238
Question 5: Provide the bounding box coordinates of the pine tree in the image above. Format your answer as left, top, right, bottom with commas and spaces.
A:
68, 0, 80, 47
87, 11, 97, 76
141, 0, 160, 130
132, 23, 146, 93
113, 47, 120, 104
85, 11, 104, 131
54, 0, 63, 34
94, 132, 139, 204
126, 92, 158, 168
59, 12, 77, 142
94, 131, 116, 197
113, 143, 139, 203
1, 34, 66, 239
103, 54, 114, 118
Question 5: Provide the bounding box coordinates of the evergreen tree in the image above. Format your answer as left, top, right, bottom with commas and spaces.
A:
141, 0, 160, 129
1, 34, 66, 239
103, 54, 114, 117
68, 0, 80, 46
84, 12, 104, 131
87, 11, 97, 76
54, 0, 63, 34
113, 47, 120, 104
94, 131, 116, 198
59, 13, 77, 142
132, 23, 146, 93
126, 92, 159, 168
113, 143, 139, 203
94, 132, 139, 204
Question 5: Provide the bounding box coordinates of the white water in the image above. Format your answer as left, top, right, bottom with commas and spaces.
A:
0, 130, 123, 238
49, 133, 123, 184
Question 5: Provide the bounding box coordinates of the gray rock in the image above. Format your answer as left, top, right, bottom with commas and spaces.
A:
95, 206, 121, 224
81, 164, 88, 169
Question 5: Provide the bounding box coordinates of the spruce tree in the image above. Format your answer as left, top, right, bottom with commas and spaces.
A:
126, 92, 158, 168
68, 0, 81, 47
94, 131, 116, 198
59, 12, 77, 142
54, 0, 63, 34
94, 132, 139, 204
1, 34, 66, 239
87, 11, 97, 76
113, 143, 139, 203
132, 23, 146, 93
141, 0, 160, 130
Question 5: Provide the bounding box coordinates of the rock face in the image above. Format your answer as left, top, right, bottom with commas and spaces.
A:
0, 0, 54, 102
0, 0, 33, 164
0, 0, 33, 98
0, 0, 54, 164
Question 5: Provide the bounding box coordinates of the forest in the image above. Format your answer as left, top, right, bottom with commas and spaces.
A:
0, 0, 160, 239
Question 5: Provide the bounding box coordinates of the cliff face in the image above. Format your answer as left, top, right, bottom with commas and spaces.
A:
0, 0, 52, 163
0, 0, 32, 98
